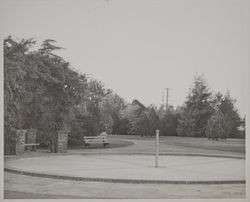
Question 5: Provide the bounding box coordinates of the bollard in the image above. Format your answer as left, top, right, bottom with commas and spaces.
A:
155, 129, 159, 168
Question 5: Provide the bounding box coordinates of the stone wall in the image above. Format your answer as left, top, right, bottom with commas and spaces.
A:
56, 130, 68, 153
4, 127, 16, 155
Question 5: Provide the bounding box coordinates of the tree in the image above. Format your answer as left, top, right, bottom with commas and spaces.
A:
4, 37, 36, 130
69, 110, 100, 146
176, 110, 196, 137
121, 103, 141, 135
157, 104, 178, 136
212, 91, 241, 138
34, 40, 88, 151
177, 76, 213, 137
148, 107, 160, 136
85, 79, 111, 118
206, 110, 230, 140
4, 37, 89, 152
160, 110, 178, 136
4, 37, 38, 154
156, 104, 166, 120
99, 93, 126, 134
5, 37, 132, 151
121, 100, 158, 136
134, 111, 154, 137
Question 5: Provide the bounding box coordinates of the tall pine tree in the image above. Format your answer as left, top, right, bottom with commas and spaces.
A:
177, 76, 213, 137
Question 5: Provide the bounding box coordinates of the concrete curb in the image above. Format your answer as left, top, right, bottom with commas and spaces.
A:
77, 152, 245, 159
5, 152, 245, 160
4, 166, 246, 185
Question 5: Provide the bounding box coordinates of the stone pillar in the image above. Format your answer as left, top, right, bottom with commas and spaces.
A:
27, 128, 37, 143
15, 129, 26, 155
56, 130, 68, 153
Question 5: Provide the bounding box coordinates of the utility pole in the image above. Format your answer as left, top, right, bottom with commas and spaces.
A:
162, 88, 170, 111
166, 88, 169, 110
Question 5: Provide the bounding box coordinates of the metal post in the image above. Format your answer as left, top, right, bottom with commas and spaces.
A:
155, 129, 159, 168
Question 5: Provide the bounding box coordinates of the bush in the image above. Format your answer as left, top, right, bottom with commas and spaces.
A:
68, 114, 100, 146
205, 110, 230, 140
160, 112, 178, 136
134, 112, 154, 137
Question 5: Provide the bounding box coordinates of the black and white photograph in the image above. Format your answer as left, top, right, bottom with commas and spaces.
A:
0, 0, 249, 200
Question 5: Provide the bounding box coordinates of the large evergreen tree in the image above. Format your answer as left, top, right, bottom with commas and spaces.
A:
177, 76, 213, 137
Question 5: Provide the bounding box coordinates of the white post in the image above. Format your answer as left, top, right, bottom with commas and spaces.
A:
155, 129, 159, 168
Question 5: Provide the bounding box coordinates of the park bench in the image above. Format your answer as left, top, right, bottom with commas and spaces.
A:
83, 132, 110, 147
24, 143, 40, 152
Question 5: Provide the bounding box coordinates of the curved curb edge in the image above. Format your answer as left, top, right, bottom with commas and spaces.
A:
77, 152, 245, 159
4, 167, 246, 185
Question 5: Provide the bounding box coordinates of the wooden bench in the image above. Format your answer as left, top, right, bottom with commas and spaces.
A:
83, 133, 109, 147
24, 143, 40, 152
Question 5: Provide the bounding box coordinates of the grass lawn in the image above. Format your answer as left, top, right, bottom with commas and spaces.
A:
68, 136, 134, 149
114, 135, 245, 154
161, 136, 245, 153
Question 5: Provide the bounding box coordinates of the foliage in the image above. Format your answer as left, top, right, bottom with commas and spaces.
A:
4, 37, 35, 129
205, 110, 230, 140
121, 103, 141, 135
176, 110, 196, 137
113, 117, 129, 135
4, 37, 110, 151
99, 93, 126, 134
177, 76, 213, 137
160, 110, 178, 136
212, 92, 241, 138
134, 111, 154, 137
5, 37, 244, 154
176, 76, 242, 139
148, 107, 160, 134
69, 114, 100, 146
121, 100, 159, 136
156, 104, 178, 136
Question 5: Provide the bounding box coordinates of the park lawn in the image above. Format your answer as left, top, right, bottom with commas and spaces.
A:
161, 136, 245, 153
111, 135, 245, 154
68, 136, 134, 150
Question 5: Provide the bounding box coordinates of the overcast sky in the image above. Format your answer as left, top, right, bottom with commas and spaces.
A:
0, 0, 248, 116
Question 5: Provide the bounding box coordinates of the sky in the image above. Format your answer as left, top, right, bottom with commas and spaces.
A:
0, 0, 249, 116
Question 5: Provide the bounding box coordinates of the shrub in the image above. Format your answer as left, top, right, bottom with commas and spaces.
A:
205, 110, 230, 140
